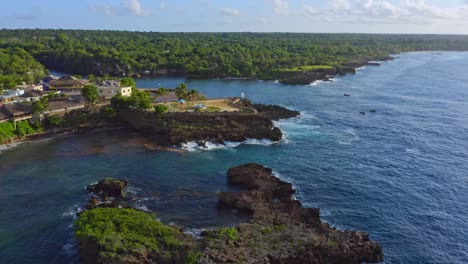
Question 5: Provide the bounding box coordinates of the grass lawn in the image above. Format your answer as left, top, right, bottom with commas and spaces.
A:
156, 98, 238, 113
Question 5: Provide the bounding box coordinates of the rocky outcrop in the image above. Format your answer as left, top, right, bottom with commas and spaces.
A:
279, 68, 336, 85
85, 178, 129, 210
120, 103, 299, 146
202, 163, 384, 264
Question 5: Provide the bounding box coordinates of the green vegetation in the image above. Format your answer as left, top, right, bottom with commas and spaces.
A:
2, 30, 468, 79
32, 97, 48, 114
216, 227, 238, 242
154, 104, 169, 114
75, 208, 196, 263
0, 46, 46, 90
111, 89, 153, 111
275, 65, 334, 73
0, 120, 43, 143
81, 84, 98, 104
0, 122, 17, 142
121, 77, 136, 89
175, 83, 203, 101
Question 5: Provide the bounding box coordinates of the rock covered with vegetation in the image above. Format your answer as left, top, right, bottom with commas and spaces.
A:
204, 163, 384, 264
75, 208, 201, 264
119, 102, 299, 146
75, 164, 383, 264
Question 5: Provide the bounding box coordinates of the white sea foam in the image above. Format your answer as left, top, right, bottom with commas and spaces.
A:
62, 241, 78, 255
184, 227, 215, 239
61, 204, 83, 219
134, 204, 151, 212
405, 148, 421, 155
181, 138, 278, 152
308, 80, 324, 86
0, 142, 24, 154
338, 129, 360, 145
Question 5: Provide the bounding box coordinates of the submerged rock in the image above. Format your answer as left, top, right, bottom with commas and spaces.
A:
204, 163, 384, 264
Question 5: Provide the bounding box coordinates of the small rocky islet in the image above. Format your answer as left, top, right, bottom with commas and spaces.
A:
75, 164, 383, 264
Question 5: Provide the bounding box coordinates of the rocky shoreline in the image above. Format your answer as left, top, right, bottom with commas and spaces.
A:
75, 164, 384, 264
0, 100, 298, 153
119, 101, 300, 146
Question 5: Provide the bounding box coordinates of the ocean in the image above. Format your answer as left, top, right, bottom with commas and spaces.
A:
1, 52, 467, 263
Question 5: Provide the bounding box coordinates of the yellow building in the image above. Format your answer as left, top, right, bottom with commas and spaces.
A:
97, 86, 132, 100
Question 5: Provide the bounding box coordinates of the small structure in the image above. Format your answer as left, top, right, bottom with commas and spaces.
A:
19, 90, 46, 102
16, 83, 44, 92
154, 92, 178, 103
97, 80, 121, 87
193, 103, 207, 110
0, 89, 25, 104
48, 75, 89, 92
178, 99, 186, 104
97, 86, 132, 100
42, 74, 59, 84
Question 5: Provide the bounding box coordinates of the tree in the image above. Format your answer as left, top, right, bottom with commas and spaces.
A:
175, 83, 188, 99
32, 96, 49, 114
82, 84, 98, 104
154, 104, 169, 114
129, 90, 152, 110
121, 77, 136, 89
154, 88, 169, 97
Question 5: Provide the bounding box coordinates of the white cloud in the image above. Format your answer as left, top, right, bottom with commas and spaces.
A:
317, 0, 467, 24
304, 6, 320, 16
122, 0, 148, 16
89, 4, 116, 16
160, 0, 166, 9
90, 0, 148, 16
271, 0, 289, 15
329, 0, 351, 12
220, 8, 240, 16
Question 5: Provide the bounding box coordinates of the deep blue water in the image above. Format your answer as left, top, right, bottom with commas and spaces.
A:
1, 52, 468, 263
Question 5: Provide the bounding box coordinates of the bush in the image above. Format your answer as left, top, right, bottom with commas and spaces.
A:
154, 104, 169, 114
16, 120, 41, 137
45, 115, 64, 128
75, 208, 185, 259
0, 121, 16, 142
101, 106, 117, 119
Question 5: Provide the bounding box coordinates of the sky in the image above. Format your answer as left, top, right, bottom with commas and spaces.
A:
2, 0, 468, 34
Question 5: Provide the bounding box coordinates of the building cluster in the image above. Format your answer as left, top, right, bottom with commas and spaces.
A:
1, 75, 133, 105
0, 74, 133, 124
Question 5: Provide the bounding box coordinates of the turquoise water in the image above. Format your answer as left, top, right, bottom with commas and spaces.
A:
1, 52, 468, 263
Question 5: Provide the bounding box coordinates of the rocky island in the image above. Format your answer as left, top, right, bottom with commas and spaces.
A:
75, 164, 383, 264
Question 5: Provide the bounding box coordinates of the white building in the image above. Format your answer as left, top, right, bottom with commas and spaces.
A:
97, 86, 132, 100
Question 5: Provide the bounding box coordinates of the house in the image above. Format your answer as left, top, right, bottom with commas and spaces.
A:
0, 89, 25, 104
97, 80, 121, 87
48, 75, 89, 92
0, 103, 33, 121
97, 86, 132, 100
19, 90, 46, 102
16, 83, 44, 92
154, 92, 178, 103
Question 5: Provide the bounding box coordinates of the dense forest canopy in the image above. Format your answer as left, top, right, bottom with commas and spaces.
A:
0, 46, 46, 90
1, 29, 468, 82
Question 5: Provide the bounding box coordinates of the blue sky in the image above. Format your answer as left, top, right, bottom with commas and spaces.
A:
2, 0, 468, 34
